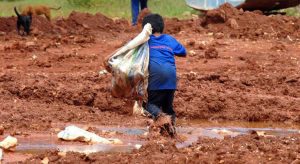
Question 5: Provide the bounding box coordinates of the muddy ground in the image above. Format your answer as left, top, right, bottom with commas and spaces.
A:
0, 4, 300, 163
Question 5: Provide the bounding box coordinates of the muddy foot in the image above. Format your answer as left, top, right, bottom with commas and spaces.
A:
150, 114, 176, 137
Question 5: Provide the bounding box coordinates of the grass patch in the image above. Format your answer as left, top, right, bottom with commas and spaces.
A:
1, 0, 298, 19
283, 6, 300, 17
0, 0, 196, 19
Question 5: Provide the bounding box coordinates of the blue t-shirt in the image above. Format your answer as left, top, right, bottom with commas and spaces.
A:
148, 34, 186, 90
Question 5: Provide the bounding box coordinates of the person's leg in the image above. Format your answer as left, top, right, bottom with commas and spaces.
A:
140, 0, 148, 10
146, 90, 163, 118
161, 90, 176, 125
131, 0, 140, 26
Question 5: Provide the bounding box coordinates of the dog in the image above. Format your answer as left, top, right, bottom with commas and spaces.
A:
14, 7, 32, 35
21, 5, 61, 21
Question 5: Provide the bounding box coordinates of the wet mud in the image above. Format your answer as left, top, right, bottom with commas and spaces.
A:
0, 4, 299, 163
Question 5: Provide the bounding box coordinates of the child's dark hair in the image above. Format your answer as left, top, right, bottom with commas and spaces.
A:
142, 14, 164, 34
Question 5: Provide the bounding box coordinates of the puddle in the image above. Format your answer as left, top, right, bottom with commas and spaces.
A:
15, 134, 143, 154
176, 120, 300, 148
97, 127, 147, 136
14, 124, 300, 153
2, 120, 299, 162
178, 119, 300, 129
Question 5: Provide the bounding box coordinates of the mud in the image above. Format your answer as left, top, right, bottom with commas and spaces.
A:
1, 123, 297, 163
0, 6, 299, 162
25, 133, 300, 163
201, 3, 300, 39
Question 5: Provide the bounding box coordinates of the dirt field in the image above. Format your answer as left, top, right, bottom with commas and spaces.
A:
0, 4, 299, 163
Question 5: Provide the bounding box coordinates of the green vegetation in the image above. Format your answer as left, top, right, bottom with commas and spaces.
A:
0, 0, 299, 19
0, 0, 196, 19
283, 6, 300, 17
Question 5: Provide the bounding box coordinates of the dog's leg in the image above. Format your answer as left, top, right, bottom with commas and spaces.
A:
45, 10, 51, 21
16, 21, 21, 35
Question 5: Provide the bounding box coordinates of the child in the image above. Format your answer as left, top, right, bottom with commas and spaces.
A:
142, 14, 187, 136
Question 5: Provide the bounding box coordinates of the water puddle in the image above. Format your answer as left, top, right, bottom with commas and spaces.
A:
178, 119, 300, 129
2, 120, 299, 162
15, 134, 143, 154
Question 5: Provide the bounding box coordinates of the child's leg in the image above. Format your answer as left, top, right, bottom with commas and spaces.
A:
162, 90, 176, 125
131, 0, 140, 26
146, 90, 163, 118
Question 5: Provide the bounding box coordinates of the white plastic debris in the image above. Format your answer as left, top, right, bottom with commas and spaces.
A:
134, 144, 142, 149
133, 101, 145, 116
99, 69, 108, 75
256, 131, 274, 137
41, 157, 49, 164
211, 129, 240, 136
57, 125, 122, 144
32, 54, 37, 60
0, 136, 18, 150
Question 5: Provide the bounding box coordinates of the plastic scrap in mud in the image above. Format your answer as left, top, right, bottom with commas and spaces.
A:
0, 135, 18, 161
0, 136, 18, 151
57, 125, 122, 144
211, 128, 240, 136
98, 69, 108, 75
41, 157, 49, 164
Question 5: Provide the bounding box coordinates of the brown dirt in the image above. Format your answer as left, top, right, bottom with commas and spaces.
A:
201, 3, 300, 39
0, 7, 299, 162
137, 8, 152, 26
26, 134, 300, 163
0, 16, 55, 33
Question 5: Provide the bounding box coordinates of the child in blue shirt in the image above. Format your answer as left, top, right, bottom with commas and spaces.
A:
142, 14, 187, 136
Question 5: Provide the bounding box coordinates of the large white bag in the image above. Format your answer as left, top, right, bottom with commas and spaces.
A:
106, 24, 152, 100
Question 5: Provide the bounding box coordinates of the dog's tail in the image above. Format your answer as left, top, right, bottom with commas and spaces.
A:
14, 7, 21, 18
50, 6, 61, 10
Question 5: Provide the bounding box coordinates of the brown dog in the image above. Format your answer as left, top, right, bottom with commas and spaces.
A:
21, 5, 61, 21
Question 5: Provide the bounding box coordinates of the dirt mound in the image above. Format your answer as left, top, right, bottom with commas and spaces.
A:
31, 16, 56, 33
56, 11, 128, 32
0, 17, 15, 32
0, 16, 55, 33
0, 12, 129, 35
201, 3, 300, 39
165, 18, 199, 34
137, 8, 152, 25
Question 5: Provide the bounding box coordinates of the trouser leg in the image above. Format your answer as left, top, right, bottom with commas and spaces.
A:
140, 0, 148, 10
161, 90, 176, 125
131, 0, 140, 25
146, 90, 163, 118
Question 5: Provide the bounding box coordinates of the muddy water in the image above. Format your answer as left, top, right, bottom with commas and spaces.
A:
16, 121, 300, 152
177, 120, 300, 148
2, 121, 300, 162
178, 119, 300, 129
